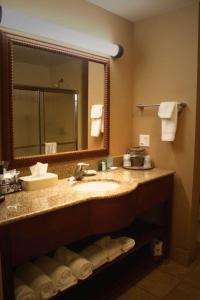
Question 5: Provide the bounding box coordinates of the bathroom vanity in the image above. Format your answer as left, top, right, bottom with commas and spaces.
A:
0, 168, 174, 300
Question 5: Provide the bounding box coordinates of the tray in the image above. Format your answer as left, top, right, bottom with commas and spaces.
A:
123, 166, 153, 170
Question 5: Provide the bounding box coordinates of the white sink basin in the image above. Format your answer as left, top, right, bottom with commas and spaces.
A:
73, 180, 120, 193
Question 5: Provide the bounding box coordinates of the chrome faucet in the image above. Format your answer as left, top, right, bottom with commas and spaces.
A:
73, 163, 89, 180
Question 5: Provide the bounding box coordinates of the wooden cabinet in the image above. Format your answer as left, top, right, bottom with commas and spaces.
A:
10, 203, 89, 266
0, 174, 173, 300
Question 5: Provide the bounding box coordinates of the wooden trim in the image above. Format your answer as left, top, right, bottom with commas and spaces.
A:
0, 31, 110, 168
0, 226, 14, 300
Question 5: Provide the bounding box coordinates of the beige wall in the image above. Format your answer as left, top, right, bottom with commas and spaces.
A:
14, 62, 51, 86
132, 4, 199, 264
1, 0, 133, 157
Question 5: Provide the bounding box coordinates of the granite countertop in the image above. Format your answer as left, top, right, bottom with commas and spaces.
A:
0, 167, 174, 226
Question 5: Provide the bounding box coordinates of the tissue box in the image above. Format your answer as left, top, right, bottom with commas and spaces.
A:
20, 173, 58, 191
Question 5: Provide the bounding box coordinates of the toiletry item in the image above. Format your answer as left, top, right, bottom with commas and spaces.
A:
0, 170, 21, 195
101, 161, 106, 171
143, 155, 151, 169
0, 195, 5, 203
106, 157, 113, 169
0, 161, 7, 180
84, 170, 97, 176
97, 160, 102, 171
128, 147, 146, 167
152, 239, 163, 256
123, 154, 131, 167
109, 166, 118, 170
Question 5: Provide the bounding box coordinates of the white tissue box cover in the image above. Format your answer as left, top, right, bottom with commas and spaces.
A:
20, 173, 58, 191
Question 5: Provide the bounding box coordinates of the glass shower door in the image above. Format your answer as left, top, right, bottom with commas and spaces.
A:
42, 90, 77, 153
13, 89, 41, 157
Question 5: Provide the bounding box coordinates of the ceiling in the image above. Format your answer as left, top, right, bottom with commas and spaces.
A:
87, 0, 196, 22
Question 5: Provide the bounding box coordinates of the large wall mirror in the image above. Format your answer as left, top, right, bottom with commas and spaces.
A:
0, 32, 110, 167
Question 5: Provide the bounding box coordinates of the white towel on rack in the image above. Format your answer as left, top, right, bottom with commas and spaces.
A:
90, 104, 104, 137
91, 104, 103, 118
158, 102, 178, 142
45, 142, 57, 155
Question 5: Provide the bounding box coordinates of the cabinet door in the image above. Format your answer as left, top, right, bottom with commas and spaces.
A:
0, 227, 14, 300
10, 203, 89, 266
89, 191, 138, 234
137, 175, 173, 213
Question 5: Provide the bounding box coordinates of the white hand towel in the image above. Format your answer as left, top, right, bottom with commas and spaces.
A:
91, 118, 102, 137
54, 247, 93, 280
14, 277, 36, 300
35, 256, 77, 292
91, 104, 104, 137
45, 143, 57, 155
101, 108, 104, 133
116, 236, 135, 253
95, 236, 123, 262
80, 244, 108, 270
16, 262, 57, 300
90, 105, 103, 118
158, 102, 178, 141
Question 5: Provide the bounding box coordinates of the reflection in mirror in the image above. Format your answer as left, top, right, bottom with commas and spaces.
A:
12, 44, 105, 158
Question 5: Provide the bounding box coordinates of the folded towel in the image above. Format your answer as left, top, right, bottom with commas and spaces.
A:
91, 105, 103, 118
158, 102, 176, 119
101, 108, 104, 133
116, 236, 135, 253
35, 256, 77, 292
95, 236, 122, 262
14, 277, 36, 300
45, 142, 57, 155
16, 262, 57, 300
80, 244, 108, 270
91, 118, 102, 137
91, 104, 104, 137
54, 247, 93, 280
158, 102, 178, 141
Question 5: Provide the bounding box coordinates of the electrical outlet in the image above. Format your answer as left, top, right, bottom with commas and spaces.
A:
139, 134, 150, 147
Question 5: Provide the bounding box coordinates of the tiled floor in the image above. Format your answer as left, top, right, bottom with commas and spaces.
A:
118, 245, 200, 300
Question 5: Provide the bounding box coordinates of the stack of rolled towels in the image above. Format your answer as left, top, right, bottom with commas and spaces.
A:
80, 235, 135, 269
54, 247, 93, 280
14, 236, 135, 299
15, 262, 57, 300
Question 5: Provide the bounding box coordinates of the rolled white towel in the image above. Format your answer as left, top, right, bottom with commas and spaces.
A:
35, 256, 77, 292
16, 262, 57, 300
95, 236, 123, 262
14, 277, 36, 300
54, 247, 93, 280
80, 244, 108, 270
116, 236, 135, 253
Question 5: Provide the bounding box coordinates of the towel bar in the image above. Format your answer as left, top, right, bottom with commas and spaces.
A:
136, 102, 187, 112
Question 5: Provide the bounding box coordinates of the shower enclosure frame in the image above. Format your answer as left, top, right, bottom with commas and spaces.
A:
13, 84, 78, 156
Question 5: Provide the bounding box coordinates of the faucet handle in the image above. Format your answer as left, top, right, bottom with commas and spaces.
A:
77, 163, 89, 171
74, 162, 89, 180
77, 162, 89, 167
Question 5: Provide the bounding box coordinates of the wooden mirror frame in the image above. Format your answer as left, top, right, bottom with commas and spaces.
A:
0, 31, 110, 168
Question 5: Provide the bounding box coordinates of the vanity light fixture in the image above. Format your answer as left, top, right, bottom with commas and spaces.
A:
0, 6, 123, 58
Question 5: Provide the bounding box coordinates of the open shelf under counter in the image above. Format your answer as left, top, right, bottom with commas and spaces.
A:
53, 219, 167, 300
